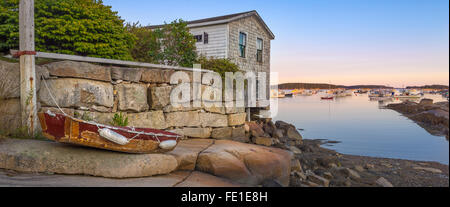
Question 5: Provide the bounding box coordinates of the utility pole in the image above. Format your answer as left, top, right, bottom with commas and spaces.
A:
19, 0, 37, 135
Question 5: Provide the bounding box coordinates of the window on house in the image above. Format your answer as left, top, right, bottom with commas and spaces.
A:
194, 35, 202, 42
239, 32, 247, 58
204, 32, 209, 44
257, 38, 263, 63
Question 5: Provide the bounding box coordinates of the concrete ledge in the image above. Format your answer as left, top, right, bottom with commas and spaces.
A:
0, 169, 244, 187
0, 139, 178, 178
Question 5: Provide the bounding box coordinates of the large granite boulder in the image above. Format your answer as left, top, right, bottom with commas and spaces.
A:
38, 78, 114, 108
170, 127, 212, 139
141, 69, 173, 83
199, 112, 228, 127
43, 61, 111, 82
196, 140, 292, 186
165, 111, 201, 127
148, 85, 172, 110
127, 111, 167, 129
0, 99, 21, 133
1, 60, 48, 99
111, 67, 143, 83
166, 139, 214, 170
228, 113, 246, 126
116, 84, 149, 112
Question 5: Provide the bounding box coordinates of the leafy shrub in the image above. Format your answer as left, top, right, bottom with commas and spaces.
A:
127, 20, 197, 67
0, 0, 135, 60
110, 112, 128, 127
197, 56, 240, 79
158, 19, 197, 67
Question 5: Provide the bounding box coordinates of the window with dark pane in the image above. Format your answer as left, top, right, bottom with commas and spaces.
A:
194, 35, 203, 42
204, 32, 209, 44
239, 32, 247, 58
257, 38, 263, 63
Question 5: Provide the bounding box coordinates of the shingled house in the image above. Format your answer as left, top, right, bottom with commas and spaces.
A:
150, 10, 274, 117
149, 10, 274, 73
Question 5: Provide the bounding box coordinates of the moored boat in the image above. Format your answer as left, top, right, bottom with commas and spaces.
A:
321, 96, 334, 100
38, 111, 181, 154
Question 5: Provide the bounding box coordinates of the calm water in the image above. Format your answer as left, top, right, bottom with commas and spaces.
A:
272, 93, 449, 164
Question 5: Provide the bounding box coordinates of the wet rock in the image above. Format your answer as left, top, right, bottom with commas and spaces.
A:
419, 98, 433, 106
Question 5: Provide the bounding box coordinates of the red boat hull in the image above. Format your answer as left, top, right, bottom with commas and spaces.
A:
38, 112, 180, 153
321, 97, 334, 100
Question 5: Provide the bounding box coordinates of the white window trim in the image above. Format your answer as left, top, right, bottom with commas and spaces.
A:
256, 37, 264, 63
238, 30, 248, 58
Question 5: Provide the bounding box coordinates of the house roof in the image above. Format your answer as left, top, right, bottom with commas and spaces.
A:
147, 10, 275, 40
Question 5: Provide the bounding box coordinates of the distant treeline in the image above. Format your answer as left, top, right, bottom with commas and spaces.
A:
406, 85, 449, 89
277, 83, 393, 89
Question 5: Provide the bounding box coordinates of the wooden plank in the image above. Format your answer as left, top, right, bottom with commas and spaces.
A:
11, 50, 212, 73
19, 0, 37, 135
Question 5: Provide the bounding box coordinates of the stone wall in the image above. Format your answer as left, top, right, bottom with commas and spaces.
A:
0, 60, 247, 140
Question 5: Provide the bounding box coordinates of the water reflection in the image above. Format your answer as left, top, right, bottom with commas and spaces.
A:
273, 93, 449, 164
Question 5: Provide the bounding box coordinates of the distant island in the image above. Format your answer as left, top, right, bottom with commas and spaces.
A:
406, 85, 449, 90
276, 83, 393, 90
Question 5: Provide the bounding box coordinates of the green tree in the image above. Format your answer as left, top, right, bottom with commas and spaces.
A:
0, 0, 135, 60
126, 22, 162, 63
127, 19, 197, 67
158, 19, 197, 67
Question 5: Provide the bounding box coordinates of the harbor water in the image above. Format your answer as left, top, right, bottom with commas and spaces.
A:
273, 93, 449, 164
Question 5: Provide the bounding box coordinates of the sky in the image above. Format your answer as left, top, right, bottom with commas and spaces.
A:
103, 0, 449, 87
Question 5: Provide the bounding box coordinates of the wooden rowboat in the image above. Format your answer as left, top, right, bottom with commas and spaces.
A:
38, 112, 181, 154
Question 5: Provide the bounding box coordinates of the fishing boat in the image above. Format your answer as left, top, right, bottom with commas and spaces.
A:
321, 96, 334, 100
38, 111, 181, 154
